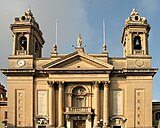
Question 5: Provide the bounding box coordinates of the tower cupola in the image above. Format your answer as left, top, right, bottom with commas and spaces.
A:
121, 8, 150, 57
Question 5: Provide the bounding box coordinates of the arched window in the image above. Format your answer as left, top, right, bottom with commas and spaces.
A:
134, 36, 142, 50
19, 36, 27, 50
155, 112, 160, 120
72, 87, 86, 107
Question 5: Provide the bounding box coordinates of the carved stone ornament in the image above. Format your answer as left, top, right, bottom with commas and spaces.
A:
103, 43, 107, 52
93, 81, 101, 87
34, 115, 49, 126
102, 81, 110, 87
52, 44, 58, 53
135, 59, 144, 67
77, 89, 85, 95
125, 8, 148, 24
58, 81, 65, 87
77, 116, 82, 120
47, 81, 55, 87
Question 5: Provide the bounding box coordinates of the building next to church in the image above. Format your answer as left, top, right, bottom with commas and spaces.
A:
1, 8, 158, 128
152, 102, 160, 128
0, 83, 7, 127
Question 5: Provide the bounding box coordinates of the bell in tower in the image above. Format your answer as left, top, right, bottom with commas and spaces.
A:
10, 9, 45, 58
134, 35, 141, 50
121, 8, 150, 57
19, 36, 27, 50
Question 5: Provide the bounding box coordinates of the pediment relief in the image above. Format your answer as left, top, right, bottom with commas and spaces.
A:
43, 51, 113, 70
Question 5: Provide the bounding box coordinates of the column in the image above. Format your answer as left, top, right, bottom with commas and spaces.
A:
47, 81, 55, 127
58, 81, 64, 128
143, 32, 147, 54
13, 33, 16, 55
129, 32, 133, 55
68, 93, 72, 107
103, 81, 110, 126
93, 81, 100, 127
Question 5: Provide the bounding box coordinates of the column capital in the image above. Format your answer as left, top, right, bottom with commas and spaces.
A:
57, 81, 65, 87
67, 93, 72, 97
92, 81, 101, 87
47, 81, 56, 87
102, 81, 110, 87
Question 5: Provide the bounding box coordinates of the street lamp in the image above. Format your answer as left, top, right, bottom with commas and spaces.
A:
97, 119, 107, 128
2, 120, 7, 128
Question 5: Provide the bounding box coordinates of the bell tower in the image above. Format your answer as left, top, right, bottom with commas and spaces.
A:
121, 8, 150, 57
9, 9, 45, 69
10, 9, 45, 58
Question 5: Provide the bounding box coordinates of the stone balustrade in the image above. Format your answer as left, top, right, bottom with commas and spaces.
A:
134, 50, 144, 55
65, 107, 92, 114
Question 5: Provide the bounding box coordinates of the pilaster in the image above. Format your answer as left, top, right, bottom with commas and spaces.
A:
58, 81, 65, 128
103, 81, 110, 126
93, 81, 100, 128
47, 81, 55, 128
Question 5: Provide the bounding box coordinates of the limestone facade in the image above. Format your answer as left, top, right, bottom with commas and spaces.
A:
1, 8, 158, 128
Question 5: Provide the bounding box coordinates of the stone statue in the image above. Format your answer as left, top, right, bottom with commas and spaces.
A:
77, 33, 82, 47
141, 17, 147, 23
130, 8, 139, 16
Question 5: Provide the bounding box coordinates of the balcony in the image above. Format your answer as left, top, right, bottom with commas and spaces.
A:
65, 107, 93, 115
16, 50, 28, 55
133, 50, 144, 55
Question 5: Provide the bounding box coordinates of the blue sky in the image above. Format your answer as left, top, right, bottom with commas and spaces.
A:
0, 0, 159, 100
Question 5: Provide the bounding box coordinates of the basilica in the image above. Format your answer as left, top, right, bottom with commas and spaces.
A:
1, 8, 158, 128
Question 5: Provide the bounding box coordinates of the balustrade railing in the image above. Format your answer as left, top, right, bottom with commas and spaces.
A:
65, 107, 92, 114
133, 50, 144, 55
16, 50, 28, 55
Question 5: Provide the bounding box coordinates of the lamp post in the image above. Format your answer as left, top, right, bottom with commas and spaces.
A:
97, 119, 107, 128
2, 120, 7, 128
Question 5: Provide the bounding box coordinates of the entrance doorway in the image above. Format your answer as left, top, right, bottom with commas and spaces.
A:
73, 120, 86, 128
113, 126, 121, 128
38, 126, 46, 128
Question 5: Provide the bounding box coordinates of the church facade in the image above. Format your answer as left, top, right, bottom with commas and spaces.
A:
1, 9, 158, 128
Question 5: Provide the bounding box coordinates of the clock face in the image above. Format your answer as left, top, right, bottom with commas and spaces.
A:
17, 60, 25, 67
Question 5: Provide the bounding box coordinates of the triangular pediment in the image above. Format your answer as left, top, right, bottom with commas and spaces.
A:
43, 51, 113, 70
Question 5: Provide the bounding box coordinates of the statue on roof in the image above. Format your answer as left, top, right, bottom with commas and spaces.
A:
130, 8, 139, 16
25, 8, 33, 17
77, 33, 82, 47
